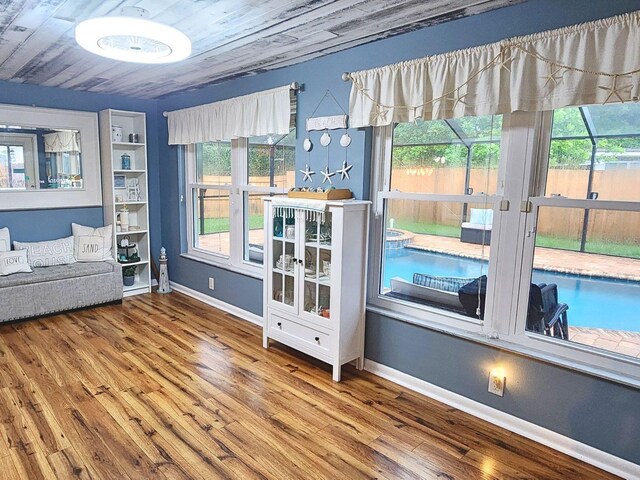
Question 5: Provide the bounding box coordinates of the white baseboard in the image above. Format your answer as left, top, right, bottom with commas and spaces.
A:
364, 360, 639, 479
169, 281, 263, 327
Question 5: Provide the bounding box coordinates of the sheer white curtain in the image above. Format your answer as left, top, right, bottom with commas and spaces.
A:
348, 11, 640, 127
167, 85, 292, 144
43, 131, 81, 153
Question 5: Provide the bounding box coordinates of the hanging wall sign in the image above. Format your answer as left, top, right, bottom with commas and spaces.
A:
306, 114, 348, 131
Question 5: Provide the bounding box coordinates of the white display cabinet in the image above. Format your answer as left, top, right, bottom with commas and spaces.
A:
263, 198, 370, 381
99, 109, 152, 297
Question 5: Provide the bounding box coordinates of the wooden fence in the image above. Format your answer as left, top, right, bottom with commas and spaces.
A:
197, 168, 640, 242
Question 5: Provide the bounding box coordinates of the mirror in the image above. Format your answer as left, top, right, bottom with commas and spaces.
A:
0, 127, 83, 190
0, 104, 101, 210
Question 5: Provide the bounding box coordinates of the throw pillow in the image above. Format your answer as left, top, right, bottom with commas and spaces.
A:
13, 236, 76, 267
0, 227, 9, 252
72, 223, 113, 262
0, 250, 32, 276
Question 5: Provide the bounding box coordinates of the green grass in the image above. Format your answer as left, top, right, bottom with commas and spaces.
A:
536, 235, 640, 259
199, 215, 263, 235
391, 219, 461, 238
392, 220, 640, 258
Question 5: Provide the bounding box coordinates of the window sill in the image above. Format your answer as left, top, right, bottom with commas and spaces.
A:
366, 303, 640, 390
180, 253, 264, 280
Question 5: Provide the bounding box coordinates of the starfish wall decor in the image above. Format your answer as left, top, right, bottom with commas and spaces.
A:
336, 161, 353, 180
300, 164, 315, 182
320, 166, 335, 184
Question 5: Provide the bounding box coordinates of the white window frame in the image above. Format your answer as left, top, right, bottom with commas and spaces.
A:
368, 117, 510, 335
184, 137, 290, 278
508, 111, 640, 384
369, 110, 640, 386
0, 133, 38, 190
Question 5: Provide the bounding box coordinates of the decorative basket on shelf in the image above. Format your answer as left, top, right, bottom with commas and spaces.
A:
287, 188, 352, 200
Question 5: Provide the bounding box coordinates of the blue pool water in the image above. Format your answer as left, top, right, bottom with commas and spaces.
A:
383, 249, 640, 332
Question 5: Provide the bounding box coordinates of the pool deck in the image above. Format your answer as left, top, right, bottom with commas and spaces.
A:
569, 327, 640, 358
407, 233, 640, 281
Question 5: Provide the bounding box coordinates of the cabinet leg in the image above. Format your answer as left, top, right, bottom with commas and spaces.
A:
355, 355, 365, 371
332, 364, 341, 382
263, 335, 270, 349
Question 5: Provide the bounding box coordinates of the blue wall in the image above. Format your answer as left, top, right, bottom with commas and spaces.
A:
157, 0, 640, 465
0, 81, 162, 257
1, 0, 638, 466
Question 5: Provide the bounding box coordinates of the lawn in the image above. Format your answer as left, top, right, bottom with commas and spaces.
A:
200, 215, 263, 234
393, 219, 640, 258
392, 219, 461, 238
536, 235, 640, 259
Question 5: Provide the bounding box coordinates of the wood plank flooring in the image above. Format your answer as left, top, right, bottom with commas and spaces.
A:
0, 292, 618, 479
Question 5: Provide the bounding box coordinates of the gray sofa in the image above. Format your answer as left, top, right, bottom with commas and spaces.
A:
0, 261, 123, 323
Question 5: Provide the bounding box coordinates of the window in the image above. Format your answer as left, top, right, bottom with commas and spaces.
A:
371, 102, 640, 382
370, 114, 504, 331
185, 130, 295, 275
0, 133, 37, 191
517, 104, 640, 368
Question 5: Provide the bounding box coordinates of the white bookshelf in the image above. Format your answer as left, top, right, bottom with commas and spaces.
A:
99, 109, 152, 297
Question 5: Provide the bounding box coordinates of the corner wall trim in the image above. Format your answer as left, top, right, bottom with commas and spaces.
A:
364, 359, 639, 479
169, 282, 263, 327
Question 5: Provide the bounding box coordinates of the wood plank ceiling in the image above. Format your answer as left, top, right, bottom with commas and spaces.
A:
0, 0, 521, 99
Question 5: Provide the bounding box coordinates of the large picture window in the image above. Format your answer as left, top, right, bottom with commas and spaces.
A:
185, 130, 295, 275
519, 104, 640, 364
371, 102, 640, 382
370, 115, 504, 330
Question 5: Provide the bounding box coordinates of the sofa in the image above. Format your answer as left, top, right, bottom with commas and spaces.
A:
0, 260, 123, 323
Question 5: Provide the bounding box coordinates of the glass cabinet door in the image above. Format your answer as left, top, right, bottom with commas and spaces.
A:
271, 208, 297, 308
302, 212, 332, 319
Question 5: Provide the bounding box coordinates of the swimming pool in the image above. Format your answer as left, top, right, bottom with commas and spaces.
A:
383, 248, 640, 332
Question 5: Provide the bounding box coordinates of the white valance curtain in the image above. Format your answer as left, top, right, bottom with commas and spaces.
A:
43, 131, 81, 153
348, 11, 640, 127
167, 85, 292, 145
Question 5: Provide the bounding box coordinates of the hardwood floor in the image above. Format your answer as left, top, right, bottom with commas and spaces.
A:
0, 292, 617, 479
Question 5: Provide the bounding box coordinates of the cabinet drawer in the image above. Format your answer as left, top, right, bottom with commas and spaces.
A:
269, 314, 331, 357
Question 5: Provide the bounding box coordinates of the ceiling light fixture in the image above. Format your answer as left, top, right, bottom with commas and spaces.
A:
75, 7, 191, 64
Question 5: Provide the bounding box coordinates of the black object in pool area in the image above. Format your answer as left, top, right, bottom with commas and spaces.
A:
458, 275, 487, 319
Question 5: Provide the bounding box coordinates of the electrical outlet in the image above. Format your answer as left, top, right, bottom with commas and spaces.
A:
488, 369, 505, 397
208, 277, 215, 290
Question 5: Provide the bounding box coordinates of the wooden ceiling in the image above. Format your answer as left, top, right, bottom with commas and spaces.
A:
0, 0, 521, 99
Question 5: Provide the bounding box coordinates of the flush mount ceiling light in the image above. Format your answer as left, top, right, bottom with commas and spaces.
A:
75, 7, 191, 64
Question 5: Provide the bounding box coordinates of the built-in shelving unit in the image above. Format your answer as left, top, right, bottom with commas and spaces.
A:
99, 109, 152, 297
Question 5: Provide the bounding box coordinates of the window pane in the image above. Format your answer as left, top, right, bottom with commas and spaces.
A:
0, 145, 26, 190
547, 103, 640, 202
196, 141, 231, 184
545, 138, 592, 197
551, 107, 590, 138
527, 206, 640, 357
243, 192, 267, 265
455, 115, 503, 142
192, 188, 230, 257
390, 115, 502, 195
248, 129, 295, 190
381, 199, 492, 319
587, 103, 640, 137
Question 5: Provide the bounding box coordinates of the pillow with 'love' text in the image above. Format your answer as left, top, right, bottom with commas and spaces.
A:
0, 250, 32, 276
